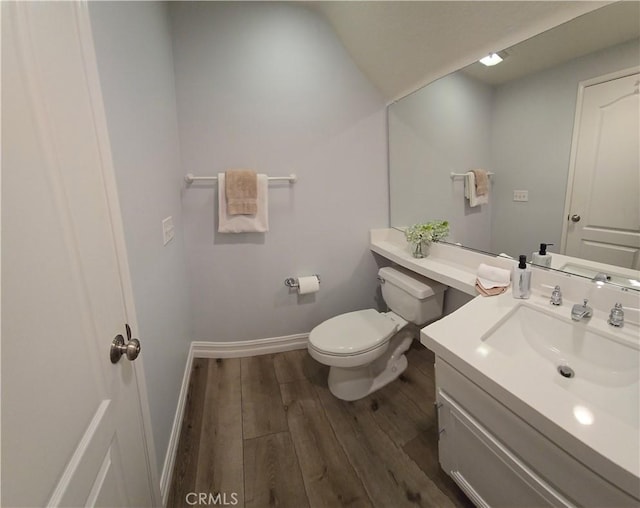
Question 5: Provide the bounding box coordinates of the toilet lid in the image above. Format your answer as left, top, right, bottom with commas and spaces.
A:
309, 309, 398, 355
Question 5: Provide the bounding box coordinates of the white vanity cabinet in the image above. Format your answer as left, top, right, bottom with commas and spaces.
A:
435, 358, 639, 508
370, 227, 640, 504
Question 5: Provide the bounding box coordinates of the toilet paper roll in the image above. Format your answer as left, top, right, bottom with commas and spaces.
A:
297, 275, 320, 295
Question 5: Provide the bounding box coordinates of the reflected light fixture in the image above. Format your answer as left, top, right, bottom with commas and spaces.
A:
475, 344, 490, 358
573, 405, 594, 426
479, 51, 507, 67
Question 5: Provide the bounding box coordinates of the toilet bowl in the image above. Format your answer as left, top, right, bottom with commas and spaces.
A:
308, 267, 446, 401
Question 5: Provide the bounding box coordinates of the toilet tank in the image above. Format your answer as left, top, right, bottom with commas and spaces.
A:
378, 266, 447, 325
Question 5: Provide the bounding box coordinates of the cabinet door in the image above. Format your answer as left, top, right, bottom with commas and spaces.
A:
438, 391, 572, 508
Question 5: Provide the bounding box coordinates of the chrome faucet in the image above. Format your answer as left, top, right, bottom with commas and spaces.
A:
571, 299, 593, 321
608, 303, 624, 328
592, 272, 611, 283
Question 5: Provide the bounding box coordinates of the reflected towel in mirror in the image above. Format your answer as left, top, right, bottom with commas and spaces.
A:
465, 171, 489, 207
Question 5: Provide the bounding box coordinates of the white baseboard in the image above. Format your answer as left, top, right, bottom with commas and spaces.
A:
192, 333, 308, 358
159, 333, 309, 505
160, 344, 195, 506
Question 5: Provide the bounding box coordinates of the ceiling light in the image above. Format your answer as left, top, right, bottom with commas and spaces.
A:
479, 53, 503, 66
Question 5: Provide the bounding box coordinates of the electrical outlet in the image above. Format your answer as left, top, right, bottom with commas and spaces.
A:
513, 190, 529, 202
162, 216, 175, 246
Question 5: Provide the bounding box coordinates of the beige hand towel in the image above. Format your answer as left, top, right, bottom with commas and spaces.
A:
471, 169, 489, 196
476, 281, 508, 297
226, 169, 257, 215
465, 172, 489, 207
218, 173, 269, 233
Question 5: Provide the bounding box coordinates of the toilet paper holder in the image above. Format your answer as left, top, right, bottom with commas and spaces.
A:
284, 275, 321, 288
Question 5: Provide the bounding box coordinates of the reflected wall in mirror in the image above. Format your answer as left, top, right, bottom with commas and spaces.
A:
389, 2, 640, 284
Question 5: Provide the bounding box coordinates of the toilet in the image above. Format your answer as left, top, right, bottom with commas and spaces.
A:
308, 266, 447, 401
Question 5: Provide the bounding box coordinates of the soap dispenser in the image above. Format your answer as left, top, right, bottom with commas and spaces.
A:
532, 243, 553, 267
512, 255, 532, 299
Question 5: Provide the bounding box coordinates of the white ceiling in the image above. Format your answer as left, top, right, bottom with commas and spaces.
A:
309, 1, 623, 102
463, 1, 640, 86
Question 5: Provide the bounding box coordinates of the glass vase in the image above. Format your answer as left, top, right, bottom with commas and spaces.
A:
411, 241, 430, 258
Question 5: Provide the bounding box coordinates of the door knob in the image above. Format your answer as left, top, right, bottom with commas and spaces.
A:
570, 214, 581, 223
110, 324, 141, 363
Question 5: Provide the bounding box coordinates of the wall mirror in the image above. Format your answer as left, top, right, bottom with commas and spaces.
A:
389, 1, 640, 291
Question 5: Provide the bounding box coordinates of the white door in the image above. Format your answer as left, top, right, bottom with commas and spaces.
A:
563, 69, 640, 269
2, 2, 159, 506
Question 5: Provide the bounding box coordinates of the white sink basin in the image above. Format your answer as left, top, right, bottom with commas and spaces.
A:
481, 304, 639, 427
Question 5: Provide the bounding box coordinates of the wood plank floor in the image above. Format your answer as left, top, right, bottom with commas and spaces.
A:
168, 343, 473, 508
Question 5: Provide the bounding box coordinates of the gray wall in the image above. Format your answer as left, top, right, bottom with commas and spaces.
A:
89, 2, 192, 472
389, 71, 494, 250
491, 38, 640, 258
170, 2, 388, 342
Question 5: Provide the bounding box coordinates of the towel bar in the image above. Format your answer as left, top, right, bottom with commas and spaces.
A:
185, 173, 297, 184
450, 172, 494, 180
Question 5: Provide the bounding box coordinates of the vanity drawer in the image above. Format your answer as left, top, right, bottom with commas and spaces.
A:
435, 358, 639, 507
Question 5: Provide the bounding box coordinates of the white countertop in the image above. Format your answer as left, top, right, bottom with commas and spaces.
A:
370, 228, 515, 296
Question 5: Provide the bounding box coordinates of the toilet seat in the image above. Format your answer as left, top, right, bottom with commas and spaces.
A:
309, 309, 398, 356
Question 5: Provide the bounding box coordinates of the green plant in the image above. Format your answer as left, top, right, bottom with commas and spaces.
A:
404, 220, 450, 245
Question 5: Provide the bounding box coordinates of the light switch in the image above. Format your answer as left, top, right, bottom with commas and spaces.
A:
162, 216, 175, 245
513, 190, 529, 202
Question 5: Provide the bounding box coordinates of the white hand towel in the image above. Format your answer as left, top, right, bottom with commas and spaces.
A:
465, 171, 489, 207
476, 263, 511, 289
218, 173, 269, 233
